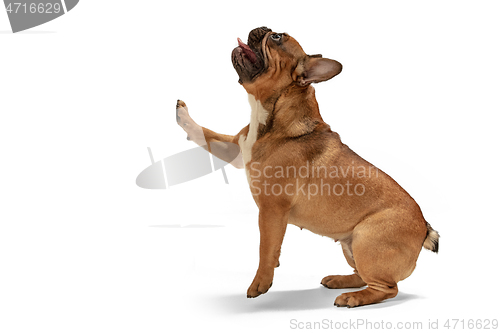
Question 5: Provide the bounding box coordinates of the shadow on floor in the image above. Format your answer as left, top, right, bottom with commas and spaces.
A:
209, 287, 421, 313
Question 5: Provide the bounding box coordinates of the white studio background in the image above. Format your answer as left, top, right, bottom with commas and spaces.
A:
1, 1, 499, 332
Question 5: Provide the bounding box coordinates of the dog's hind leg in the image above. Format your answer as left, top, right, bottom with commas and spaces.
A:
333, 241, 400, 307
333, 213, 426, 308
321, 241, 367, 289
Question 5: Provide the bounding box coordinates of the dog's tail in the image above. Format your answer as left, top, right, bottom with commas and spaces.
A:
423, 222, 439, 253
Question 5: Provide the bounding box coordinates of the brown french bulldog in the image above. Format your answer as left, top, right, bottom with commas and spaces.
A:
175, 27, 439, 308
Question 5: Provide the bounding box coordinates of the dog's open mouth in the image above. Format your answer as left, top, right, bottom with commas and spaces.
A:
237, 38, 257, 63
231, 27, 271, 83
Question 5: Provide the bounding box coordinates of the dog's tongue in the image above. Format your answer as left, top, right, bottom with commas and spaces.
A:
238, 38, 257, 63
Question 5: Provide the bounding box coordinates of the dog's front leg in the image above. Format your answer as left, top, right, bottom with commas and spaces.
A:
176, 100, 244, 169
247, 205, 289, 298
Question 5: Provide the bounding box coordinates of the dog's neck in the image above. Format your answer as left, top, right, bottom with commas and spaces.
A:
237, 94, 268, 169
250, 85, 325, 139
246, 93, 269, 144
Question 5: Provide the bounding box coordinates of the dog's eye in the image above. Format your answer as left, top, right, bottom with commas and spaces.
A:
270, 34, 282, 41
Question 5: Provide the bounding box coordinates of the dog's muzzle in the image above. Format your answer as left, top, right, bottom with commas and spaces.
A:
231, 27, 271, 83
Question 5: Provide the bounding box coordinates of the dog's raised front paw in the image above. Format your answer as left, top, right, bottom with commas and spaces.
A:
176, 99, 192, 128
175, 100, 204, 142
175, 100, 187, 124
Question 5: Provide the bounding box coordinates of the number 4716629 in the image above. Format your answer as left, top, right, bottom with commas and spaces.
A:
444, 319, 498, 330
5, 2, 61, 14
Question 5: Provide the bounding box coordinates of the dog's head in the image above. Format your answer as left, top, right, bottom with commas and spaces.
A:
231, 27, 342, 99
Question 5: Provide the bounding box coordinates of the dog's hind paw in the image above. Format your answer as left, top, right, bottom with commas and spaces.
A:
334, 286, 398, 308
321, 274, 367, 289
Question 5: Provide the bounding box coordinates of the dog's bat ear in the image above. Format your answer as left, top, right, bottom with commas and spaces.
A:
294, 55, 342, 86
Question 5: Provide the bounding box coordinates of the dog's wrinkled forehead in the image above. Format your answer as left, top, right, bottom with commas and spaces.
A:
249, 26, 305, 59
247, 26, 272, 50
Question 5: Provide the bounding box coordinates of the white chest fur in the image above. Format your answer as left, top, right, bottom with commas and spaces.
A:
238, 94, 268, 180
